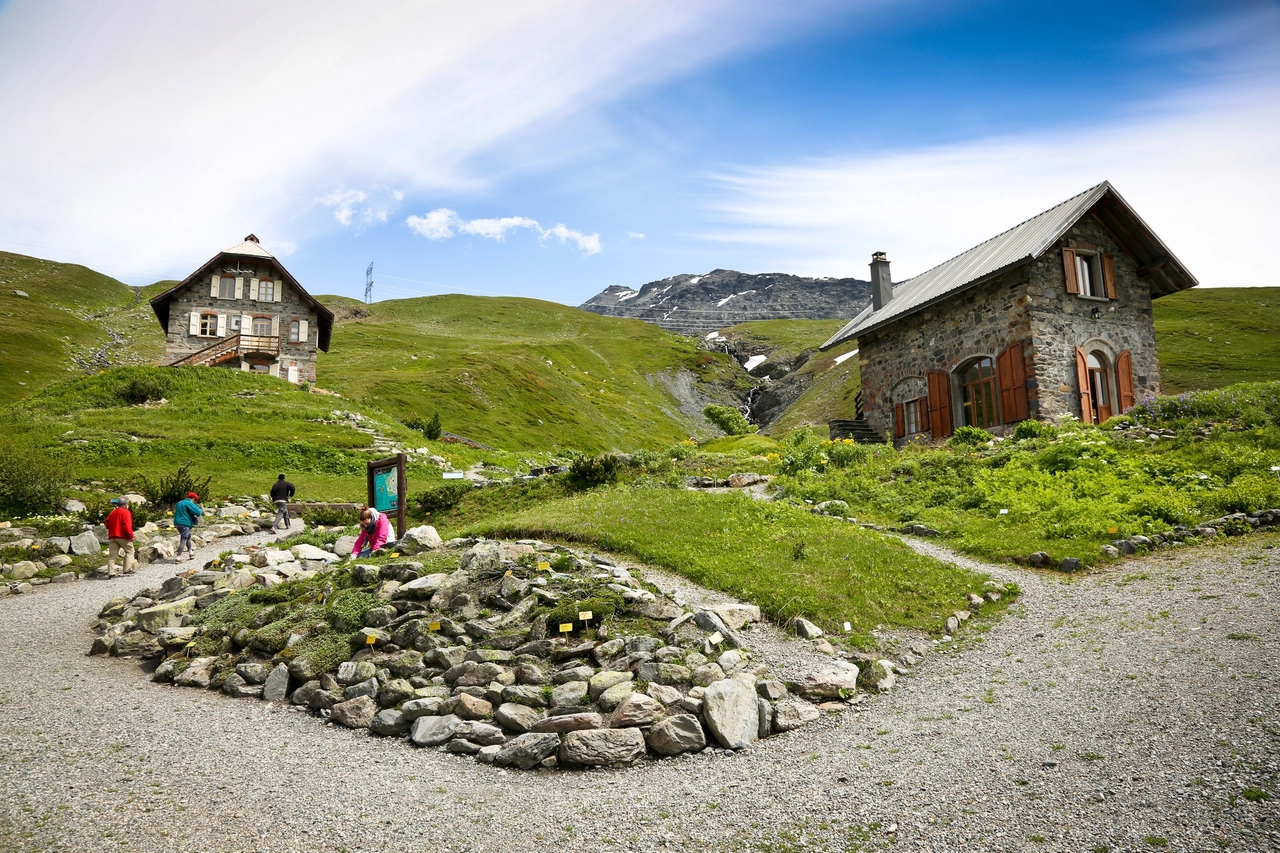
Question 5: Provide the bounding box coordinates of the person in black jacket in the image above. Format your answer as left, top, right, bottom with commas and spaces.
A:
270, 473, 296, 532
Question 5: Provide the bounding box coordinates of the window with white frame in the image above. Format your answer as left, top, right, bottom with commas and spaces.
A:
251, 316, 272, 337
218, 276, 235, 299
903, 398, 923, 435
289, 319, 300, 342
259, 279, 275, 301
199, 312, 218, 336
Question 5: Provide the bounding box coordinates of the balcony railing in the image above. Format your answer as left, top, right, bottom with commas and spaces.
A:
169, 333, 281, 368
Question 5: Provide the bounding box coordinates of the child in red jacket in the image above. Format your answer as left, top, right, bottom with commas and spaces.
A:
104, 497, 136, 576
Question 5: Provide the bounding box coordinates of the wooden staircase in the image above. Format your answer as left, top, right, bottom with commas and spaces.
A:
828, 390, 886, 444
169, 334, 280, 368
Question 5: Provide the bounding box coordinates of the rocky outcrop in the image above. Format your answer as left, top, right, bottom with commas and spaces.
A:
580, 270, 871, 338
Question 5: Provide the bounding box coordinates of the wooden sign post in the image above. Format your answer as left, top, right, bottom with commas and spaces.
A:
367, 452, 407, 541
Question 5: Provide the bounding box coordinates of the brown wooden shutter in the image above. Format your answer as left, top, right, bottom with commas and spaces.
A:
996, 341, 1029, 423
894, 403, 905, 438
1116, 349, 1135, 413
1062, 248, 1079, 294
1075, 346, 1094, 423
926, 370, 953, 438
1102, 254, 1117, 299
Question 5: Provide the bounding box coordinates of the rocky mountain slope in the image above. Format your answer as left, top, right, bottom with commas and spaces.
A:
580, 270, 872, 337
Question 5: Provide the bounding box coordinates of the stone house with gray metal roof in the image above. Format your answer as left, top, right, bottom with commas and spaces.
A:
149, 235, 334, 384
823, 182, 1197, 444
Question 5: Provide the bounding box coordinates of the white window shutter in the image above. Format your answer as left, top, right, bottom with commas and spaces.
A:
189, 311, 200, 335
270, 315, 280, 338
250, 278, 259, 301
235, 276, 244, 299
268, 361, 280, 377
210, 274, 220, 298
240, 360, 250, 371
240, 314, 251, 335
274, 279, 283, 302
216, 313, 227, 337
298, 319, 309, 344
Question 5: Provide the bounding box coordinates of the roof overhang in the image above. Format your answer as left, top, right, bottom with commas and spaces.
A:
150, 249, 335, 352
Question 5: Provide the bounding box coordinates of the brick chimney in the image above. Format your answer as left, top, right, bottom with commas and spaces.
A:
870, 251, 892, 311
244, 234, 259, 244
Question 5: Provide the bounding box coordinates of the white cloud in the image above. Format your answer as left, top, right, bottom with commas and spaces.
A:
0, 0, 832, 281
405, 208, 601, 254
627, 231, 646, 240
314, 187, 402, 227
702, 75, 1280, 288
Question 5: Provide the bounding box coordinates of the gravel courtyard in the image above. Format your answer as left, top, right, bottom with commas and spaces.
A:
1, 529, 1276, 853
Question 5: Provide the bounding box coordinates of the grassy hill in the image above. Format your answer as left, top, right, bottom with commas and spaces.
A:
316, 294, 746, 451
1152, 286, 1280, 393
0, 252, 165, 403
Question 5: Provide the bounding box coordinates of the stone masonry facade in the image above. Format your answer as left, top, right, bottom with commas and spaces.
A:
859, 212, 1161, 443
163, 259, 320, 385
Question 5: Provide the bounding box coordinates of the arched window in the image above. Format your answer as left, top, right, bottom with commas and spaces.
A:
1087, 351, 1112, 423
958, 357, 999, 428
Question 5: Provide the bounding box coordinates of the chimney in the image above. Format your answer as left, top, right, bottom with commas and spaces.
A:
870, 251, 892, 311
244, 233, 259, 244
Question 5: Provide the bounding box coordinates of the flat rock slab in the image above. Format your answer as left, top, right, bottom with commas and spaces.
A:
702, 678, 759, 749
559, 728, 646, 766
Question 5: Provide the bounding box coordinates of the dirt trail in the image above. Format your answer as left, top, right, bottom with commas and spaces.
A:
0, 532, 1276, 852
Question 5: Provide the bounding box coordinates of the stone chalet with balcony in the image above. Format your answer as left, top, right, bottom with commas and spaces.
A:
149, 235, 334, 384
823, 181, 1198, 445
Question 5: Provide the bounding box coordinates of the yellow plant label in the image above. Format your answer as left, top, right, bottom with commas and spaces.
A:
537, 562, 551, 571
1108, 526, 1118, 534
365, 634, 377, 645
559, 623, 573, 633
389, 552, 400, 558
429, 622, 441, 631
578, 611, 593, 621
708, 631, 724, 645
504, 570, 513, 577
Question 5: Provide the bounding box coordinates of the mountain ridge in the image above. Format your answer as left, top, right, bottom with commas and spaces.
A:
579, 269, 872, 337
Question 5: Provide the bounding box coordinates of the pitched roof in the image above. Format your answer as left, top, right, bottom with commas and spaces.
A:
822, 181, 1197, 349
149, 236, 335, 352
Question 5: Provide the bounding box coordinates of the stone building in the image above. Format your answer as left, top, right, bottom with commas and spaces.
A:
149, 235, 334, 384
823, 182, 1197, 444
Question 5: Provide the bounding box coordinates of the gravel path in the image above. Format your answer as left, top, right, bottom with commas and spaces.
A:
1, 529, 1277, 853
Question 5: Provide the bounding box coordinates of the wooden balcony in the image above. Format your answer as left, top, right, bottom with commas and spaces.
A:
169, 333, 281, 368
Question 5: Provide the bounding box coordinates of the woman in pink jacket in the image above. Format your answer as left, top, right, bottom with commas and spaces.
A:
353, 507, 390, 557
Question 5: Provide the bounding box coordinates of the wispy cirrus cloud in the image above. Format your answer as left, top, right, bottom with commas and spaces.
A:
702, 73, 1280, 287
406, 209, 602, 254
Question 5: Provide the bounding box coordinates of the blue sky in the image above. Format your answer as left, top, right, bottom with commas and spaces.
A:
0, 1, 1276, 304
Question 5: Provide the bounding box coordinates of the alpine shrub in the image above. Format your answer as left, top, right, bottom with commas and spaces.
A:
703, 404, 755, 436
411, 480, 475, 516
117, 373, 171, 406
0, 439, 70, 516
950, 425, 993, 447
568, 453, 623, 488
1013, 419, 1056, 441
136, 462, 213, 509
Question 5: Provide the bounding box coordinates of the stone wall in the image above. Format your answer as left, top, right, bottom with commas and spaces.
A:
1025, 214, 1161, 421
163, 259, 320, 384
857, 211, 1164, 440
857, 267, 1033, 440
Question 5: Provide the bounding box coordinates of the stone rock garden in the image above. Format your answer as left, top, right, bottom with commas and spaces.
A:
87, 532, 910, 770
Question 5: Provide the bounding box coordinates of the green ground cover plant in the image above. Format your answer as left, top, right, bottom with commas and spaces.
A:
468, 485, 997, 644
775, 381, 1280, 566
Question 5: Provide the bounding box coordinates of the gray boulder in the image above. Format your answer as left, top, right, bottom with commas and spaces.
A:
559, 728, 646, 766
410, 714, 462, 747
135, 598, 196, 634
550, 681, 588, 708
452, 721, 506, 746
331, 695, 378, 728
9, 561, 40, 580
333, 535, 358, 558
112, 630, 163, 658
174, 656, 218, 689
401, 697, 443, 720
773, 699, 820, 732
530, 712, 603, 733
399, 525, 443, 554
370, 709, 410, 736
793, 618, 823, 639
495, 702, 545, 733
702, 678, 759, 749
797, 662, 859, 699
262, 664, 291, 701
610, 693, 664, 728
494, 733, 561, 770
69, 531, 101, 555
460, 541, 503, 574
646, 713, 707, 756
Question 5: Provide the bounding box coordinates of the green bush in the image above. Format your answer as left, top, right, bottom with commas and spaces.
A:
1207, 472, 1280, 515
1013, 419, 1057, 441
779, 428, 828, 475
0, 438, 70, 516
950, 425, 993, 447
135, 462, 213, 509
117, 373, 171, 406
78, 495, 154, 527
826, 439, 875, 468
301, 505, 361, 527
568, 453, 623, 489
703, 404, 755, 436
405, 412, 442, 441
411, 480, 475, 516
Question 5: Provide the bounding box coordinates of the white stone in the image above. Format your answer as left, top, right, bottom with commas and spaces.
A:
701, 678, 758, 749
